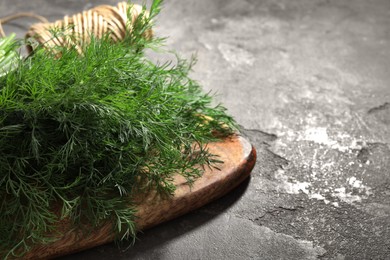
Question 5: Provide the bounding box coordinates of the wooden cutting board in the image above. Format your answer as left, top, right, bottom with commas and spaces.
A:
21, 135, 256, 259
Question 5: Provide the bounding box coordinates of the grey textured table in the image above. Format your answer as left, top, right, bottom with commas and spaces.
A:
1, 0, 390, 259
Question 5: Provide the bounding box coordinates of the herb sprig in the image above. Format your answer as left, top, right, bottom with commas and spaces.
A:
0, 1, 236, 258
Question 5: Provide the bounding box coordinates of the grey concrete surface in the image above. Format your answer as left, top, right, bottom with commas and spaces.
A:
1, 0, 390, 259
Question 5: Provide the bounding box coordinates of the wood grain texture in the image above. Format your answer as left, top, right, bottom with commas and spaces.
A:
22, 135, 256, 259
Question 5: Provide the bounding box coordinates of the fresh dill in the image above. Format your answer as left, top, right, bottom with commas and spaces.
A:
0, 0, 236, 258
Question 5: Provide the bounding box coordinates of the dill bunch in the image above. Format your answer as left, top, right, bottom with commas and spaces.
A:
0, 0, 236, 258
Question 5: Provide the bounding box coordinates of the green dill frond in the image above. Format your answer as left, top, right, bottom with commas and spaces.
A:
0, 0, 237, 258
